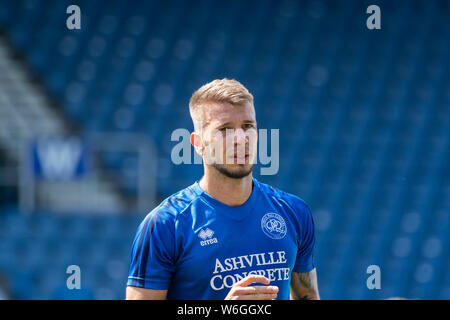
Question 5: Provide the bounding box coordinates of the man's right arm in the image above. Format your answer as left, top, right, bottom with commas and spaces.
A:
127, 210, 176, 298
126, 286, 167, 300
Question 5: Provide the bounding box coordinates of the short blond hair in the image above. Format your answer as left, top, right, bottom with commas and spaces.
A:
189, 78, 254, 132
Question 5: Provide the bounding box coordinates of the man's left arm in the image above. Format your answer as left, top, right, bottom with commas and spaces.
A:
290, 269, 320, 300
289, 199, 319, 300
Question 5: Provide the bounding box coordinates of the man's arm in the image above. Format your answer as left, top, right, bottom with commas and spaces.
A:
127, 210, 176, 300
289, 268, 320, 300
126, 286, 167, 300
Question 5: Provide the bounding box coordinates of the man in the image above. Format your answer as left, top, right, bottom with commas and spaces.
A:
126, 79, 319, 300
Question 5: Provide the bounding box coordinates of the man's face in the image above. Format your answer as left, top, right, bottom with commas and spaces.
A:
198, 101, 258, 179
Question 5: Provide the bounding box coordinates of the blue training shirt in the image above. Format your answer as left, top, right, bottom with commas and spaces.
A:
127, 177, 316, 300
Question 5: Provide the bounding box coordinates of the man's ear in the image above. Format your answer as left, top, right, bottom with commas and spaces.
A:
190, 132, 204, 156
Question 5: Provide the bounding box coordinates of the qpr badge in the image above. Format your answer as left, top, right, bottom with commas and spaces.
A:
261, 212, 287, 239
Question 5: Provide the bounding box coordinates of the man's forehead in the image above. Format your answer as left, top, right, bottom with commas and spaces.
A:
202, 101, 256, 124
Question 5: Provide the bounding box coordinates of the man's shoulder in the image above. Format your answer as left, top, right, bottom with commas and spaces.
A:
256, 179, 311, 214
143, 183, 202, 224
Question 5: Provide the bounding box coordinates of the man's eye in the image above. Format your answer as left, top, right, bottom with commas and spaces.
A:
243, 124, 254, 129
218, 127, 233, 133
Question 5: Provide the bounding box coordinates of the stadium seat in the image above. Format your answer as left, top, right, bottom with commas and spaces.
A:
0, 0, 449, 299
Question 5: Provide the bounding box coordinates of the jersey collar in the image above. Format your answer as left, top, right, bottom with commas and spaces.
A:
190, 177, 261, 221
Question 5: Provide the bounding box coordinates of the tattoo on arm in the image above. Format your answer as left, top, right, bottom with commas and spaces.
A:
290, 269, 320, 300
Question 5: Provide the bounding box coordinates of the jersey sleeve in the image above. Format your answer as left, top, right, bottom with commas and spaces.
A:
127, 209, 176, 290
292, 202, 316, 273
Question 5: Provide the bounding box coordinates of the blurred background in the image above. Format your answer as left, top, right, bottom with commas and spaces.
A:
0, 0, 449, 299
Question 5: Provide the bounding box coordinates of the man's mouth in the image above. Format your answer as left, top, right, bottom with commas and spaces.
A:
232, 153, 249, 163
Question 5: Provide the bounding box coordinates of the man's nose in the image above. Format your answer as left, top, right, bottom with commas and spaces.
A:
233, 128, 246, 144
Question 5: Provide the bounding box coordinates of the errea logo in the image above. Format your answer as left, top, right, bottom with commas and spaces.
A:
198, 228, 218, 246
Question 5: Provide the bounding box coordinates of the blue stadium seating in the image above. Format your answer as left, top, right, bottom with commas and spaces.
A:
0, 0, 449, 299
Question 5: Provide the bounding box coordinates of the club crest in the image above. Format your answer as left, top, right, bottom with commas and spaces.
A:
261, 212, 287, 239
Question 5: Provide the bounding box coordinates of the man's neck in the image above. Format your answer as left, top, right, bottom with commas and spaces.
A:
199, 168, 253, 207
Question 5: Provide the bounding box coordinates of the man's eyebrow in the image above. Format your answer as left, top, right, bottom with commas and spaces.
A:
216, 122, 233, 128
216, 120, 256, 128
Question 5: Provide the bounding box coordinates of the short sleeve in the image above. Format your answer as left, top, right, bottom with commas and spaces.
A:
127, 209, 176, 289
292, 204, 316, 273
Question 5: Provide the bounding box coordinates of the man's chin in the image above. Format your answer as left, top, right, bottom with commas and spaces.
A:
212, 164, 254, 179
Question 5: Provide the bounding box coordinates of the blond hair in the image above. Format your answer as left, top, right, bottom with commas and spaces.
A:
189, 78, 254, 132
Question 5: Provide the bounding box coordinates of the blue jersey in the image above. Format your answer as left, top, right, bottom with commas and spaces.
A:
127, 178, 316, 300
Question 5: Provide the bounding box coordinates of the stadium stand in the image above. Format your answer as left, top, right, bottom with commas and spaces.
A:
0, 0, 448, 299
